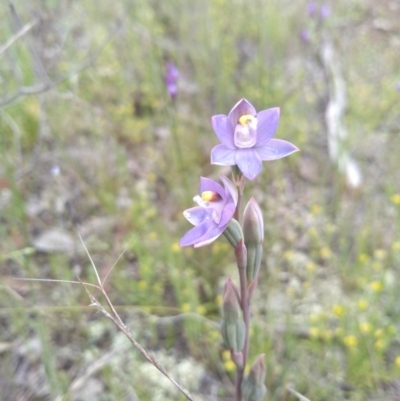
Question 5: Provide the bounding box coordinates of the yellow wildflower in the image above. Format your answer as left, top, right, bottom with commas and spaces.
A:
332, 304, 345, 317
343, 335, 358, 348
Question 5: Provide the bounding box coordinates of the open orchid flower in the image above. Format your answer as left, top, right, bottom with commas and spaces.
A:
211, 99, 299, 180
179, 176, 238, 248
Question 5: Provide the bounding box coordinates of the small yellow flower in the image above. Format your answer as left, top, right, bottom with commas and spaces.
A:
357, 299, 369, 310
147, 231, 158, 240
181, 303, 191, 313
309, 327, 320, 339
197, 305, 207, 315
171, 243, 181, 253
306, 262, 316, 272
311, 204, 322, 215
387, 325, 396, 335
359, 322, 372, 334
358, 253, 369, 263
374, 339, 386, 350
138, 280, 147, 290
392, 242, 400, 251
307, 227, 318, 237
309, 313, 319, 323
284, 250, 295, 261
332, 304, 345, 317
224, 360, 236, 373
222, 350, 231, 361
370, 281, 383, 292
320, 247, 332, 259
390, 194, 400, 205
374, 329, 383, 338
343, 335, 358, 348
216, 295, 222, 307
374, 249, 386, 260
147, 172, 157, 182
395, 356, 400, 367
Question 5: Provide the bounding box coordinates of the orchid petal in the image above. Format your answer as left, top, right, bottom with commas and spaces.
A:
211, 144, 237, 166
179, 223, 216, 247
235, 148, 262, 181
256, 139, 299, 161
255, 107, 280, 146
228, 99, 257, 128
219, 203, 236, 227
199, 177, 225, 198
194, 226, 224, 248
212, 115, 235, 149
183, 206, 212, 226
220, 175, 238, 205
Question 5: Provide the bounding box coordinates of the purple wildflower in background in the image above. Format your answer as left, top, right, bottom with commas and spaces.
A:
397, 82, 400, 92
307, 2, 317, 16
164, 61, 179, 99
179, 176, 238, 248
320, 5, 331, 19
210, 99, 299, 180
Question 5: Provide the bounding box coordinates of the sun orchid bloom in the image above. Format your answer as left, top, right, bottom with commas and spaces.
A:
210, 99, 299, 180
179, 176, 238, 248
164, 61, 179, 98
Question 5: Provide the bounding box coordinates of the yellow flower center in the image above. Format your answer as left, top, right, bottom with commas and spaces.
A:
201, 191, 221, 202
238, 114, 256, 126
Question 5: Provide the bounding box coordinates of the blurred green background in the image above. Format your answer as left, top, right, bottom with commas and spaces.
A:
1, 0, 400, 400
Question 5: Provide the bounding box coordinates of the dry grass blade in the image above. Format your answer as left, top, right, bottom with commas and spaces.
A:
287, 386, 312, 401
80, 282, 197, 401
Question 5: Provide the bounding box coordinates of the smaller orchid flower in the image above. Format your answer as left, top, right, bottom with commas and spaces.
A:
397, 82, 400, 92
164, 61, 179, 99
211, 99, 299, 180
179, 176, 238, 248
307, 2, 317, 16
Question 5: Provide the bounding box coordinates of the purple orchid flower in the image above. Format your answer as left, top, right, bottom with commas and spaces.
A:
179, 176, 238, 248
320, 5, 331, 19
210, 99, 299, 180
164, 61, 179, 99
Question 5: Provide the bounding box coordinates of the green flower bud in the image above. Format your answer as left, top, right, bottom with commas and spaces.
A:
243, 198, 264, 282
224, 218, 243, 248
243, 198, 264, 246
220, 319, 246, 352
242, 354, 267, 401
221, 278, 245, 352
222, 278, 241, 322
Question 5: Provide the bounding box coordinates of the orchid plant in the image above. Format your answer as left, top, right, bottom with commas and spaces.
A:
180, 99, 298, 401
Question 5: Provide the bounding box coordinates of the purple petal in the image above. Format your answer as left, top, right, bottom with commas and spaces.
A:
199, 177, 225, 198
228, 99, 257, 128
194, 226, 224, 248
235, 149, 262, 181
255, 107, 280, 146
183, 206, 212, 226
212, 115, 235, 149
219, 202, 236, 227
220, 175, 238, 205
256, 138, 299, 161
211, 144, 237, 166
179, 222, 215, 247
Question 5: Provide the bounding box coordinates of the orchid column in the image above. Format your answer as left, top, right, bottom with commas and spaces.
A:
180, 99, 298, 401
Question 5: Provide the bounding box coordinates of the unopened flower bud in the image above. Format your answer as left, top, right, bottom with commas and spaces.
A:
242, 354, 267, 401
243, 198, 264, 282
224, 218, 243, 248
220, 319, 246, 352
243, 198, 264, 246
222, 278, 241, 322
221, 278, 245, 352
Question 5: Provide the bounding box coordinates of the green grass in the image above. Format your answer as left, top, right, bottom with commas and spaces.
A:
1, 0, 400, 400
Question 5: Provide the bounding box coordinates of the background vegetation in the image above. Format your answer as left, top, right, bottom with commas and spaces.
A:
1, 0, 400, 400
